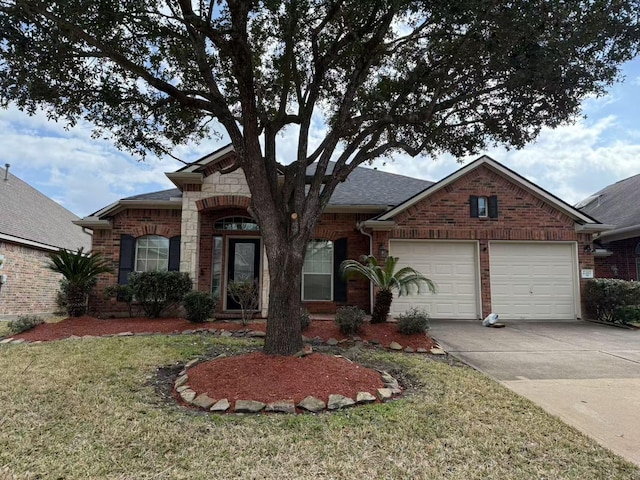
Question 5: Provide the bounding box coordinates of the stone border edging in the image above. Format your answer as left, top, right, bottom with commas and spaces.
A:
173, 352, 403, 415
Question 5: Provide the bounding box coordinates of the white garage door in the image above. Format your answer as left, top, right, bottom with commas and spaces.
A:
489, 242, 577, 320
389, 241, 479, 319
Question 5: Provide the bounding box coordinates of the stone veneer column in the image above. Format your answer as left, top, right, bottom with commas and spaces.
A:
180, 191, 201, 284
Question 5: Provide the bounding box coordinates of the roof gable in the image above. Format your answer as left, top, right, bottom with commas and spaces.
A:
376, 155, 600, 225
0, 166, 92, 251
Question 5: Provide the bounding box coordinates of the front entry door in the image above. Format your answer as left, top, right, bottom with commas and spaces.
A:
226, 238, 261, 310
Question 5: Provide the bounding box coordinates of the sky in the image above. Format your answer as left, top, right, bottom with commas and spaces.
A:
1, 57, 640, 219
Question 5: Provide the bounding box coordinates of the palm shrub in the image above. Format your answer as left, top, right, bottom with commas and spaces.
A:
341, 255, 436, 324
47, 247, 113, 316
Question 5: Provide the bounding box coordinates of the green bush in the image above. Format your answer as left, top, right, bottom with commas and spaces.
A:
300, 308, 311, 331
183, 291, 217, 323
396, 307, 430, 334
8, 315, 44, 334
128, 271, 192, 318
104, 284, 136, 317
334, 306, 365, 335
615, 305, 640, 325
584, 278, 640, 324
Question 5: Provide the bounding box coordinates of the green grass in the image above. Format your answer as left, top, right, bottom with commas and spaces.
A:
0, 336, 638, 479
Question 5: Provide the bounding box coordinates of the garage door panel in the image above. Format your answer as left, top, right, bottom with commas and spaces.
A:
490, 243, 576, 320
390, 241, 478, 320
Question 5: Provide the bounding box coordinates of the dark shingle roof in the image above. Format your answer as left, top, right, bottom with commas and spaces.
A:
0, 166, 92, 251
579, 173, 640, 229
124, 188, 182, 201
120, 165, 431, 207
318, 163, 433, 206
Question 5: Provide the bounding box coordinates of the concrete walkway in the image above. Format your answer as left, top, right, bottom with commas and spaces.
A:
429, 319, 640, 466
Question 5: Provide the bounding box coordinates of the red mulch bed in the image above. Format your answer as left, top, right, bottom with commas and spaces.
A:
12, 316, 436, 351
186, 351, 386, 405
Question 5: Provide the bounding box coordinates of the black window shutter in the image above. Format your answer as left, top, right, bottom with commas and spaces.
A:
118, 234, 136, 285
333, 238, 348, 303
469, 195, 479, 218
488, 196, 498, 218
168, 236, 181, 271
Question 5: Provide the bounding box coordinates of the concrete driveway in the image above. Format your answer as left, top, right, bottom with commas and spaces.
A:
429, 319, 640, 466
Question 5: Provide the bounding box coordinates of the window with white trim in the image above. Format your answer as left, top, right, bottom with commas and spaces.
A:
477, 196, 488, 217
302, 240, 333, 301
214, 216, 259, 231
135, 235, 169, 272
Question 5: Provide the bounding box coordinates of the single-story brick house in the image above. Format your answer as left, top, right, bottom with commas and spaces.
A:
0, 165, 92, 319
578, 173, 640, 280
77, 146, 605, 321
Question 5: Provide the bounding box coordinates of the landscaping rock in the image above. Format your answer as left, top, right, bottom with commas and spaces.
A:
116, 331, 134, 337
210, 399, 230, 413
176, 385, 189, 393
175, 374, 189, 387
184, 359, 199, 369
311, 336, 323, 345
82, 335, 97, 339
298, 396, 326, 412
0, 338, 14, 344
248, 330, 266, 338
180, 389, 197, 403
376, 388, 393, 401
265, 400, 296, 414
220, 331, 233, 337
404, 346, 414, 353
68, 335, 81, 340
389, 341, 402, 350
356, 392, 376, 404
352, 336, 362, 342
416, 347, 428, 353
11, 339, 25, 344
214, 353, 227, 360
192, 393, 216, 409
430, 347, 446, 355
235, 400, 266, 413
369, 339, 380, 345
380, 372, 395, 384
326, 338, 339, 346
294, 345, 313, 358
327, 394, 355, 410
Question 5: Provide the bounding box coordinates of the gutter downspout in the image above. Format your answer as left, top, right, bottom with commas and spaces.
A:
357, 222, 374, 314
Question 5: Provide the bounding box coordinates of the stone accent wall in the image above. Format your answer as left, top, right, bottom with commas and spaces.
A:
0, 241, 62, 318
374, 165, 595, 318
595, 236, 640, 280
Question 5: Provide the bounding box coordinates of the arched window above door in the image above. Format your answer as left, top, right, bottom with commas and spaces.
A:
214, 216, 259, 231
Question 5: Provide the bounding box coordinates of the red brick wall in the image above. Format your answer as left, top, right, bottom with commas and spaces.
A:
0, 241, 63, 318
376, 165, 594, 318
595, 236, 640, 280
90, 208, 182, 316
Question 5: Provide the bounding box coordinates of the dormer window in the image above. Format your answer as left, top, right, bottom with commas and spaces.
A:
470, 195, 498, 218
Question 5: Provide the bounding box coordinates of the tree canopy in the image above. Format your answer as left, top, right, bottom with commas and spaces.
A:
2, 0, 639, 354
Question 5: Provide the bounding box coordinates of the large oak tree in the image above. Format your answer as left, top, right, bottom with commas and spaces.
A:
2, 0, 638, 354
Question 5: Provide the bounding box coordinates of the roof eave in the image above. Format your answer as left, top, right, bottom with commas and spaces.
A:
360, 220, 396, 231
165, 172, 204, 190
575, 223, 615, 233
595, 224, 640, 243
73, 217, 113, 230
0, 232, 68, 252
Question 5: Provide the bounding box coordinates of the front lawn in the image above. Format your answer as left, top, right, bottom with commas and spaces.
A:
0, 335, 638, 479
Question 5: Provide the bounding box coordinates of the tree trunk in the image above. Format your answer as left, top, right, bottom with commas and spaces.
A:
263, 249, 305, 355
371, 289, 393, 323
67, 283, 87, 317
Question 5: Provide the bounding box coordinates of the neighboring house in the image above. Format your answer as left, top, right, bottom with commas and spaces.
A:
77, 146, 605, 321
0, 165, 92, 318
578, 173, 640, 280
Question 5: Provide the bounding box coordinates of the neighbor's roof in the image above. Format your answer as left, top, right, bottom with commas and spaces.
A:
579, 173, 640, 241
0, 166, 92, 251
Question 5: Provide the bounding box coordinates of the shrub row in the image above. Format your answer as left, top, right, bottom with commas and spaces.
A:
335, 306, 430, 335
584, 278, 640, 324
